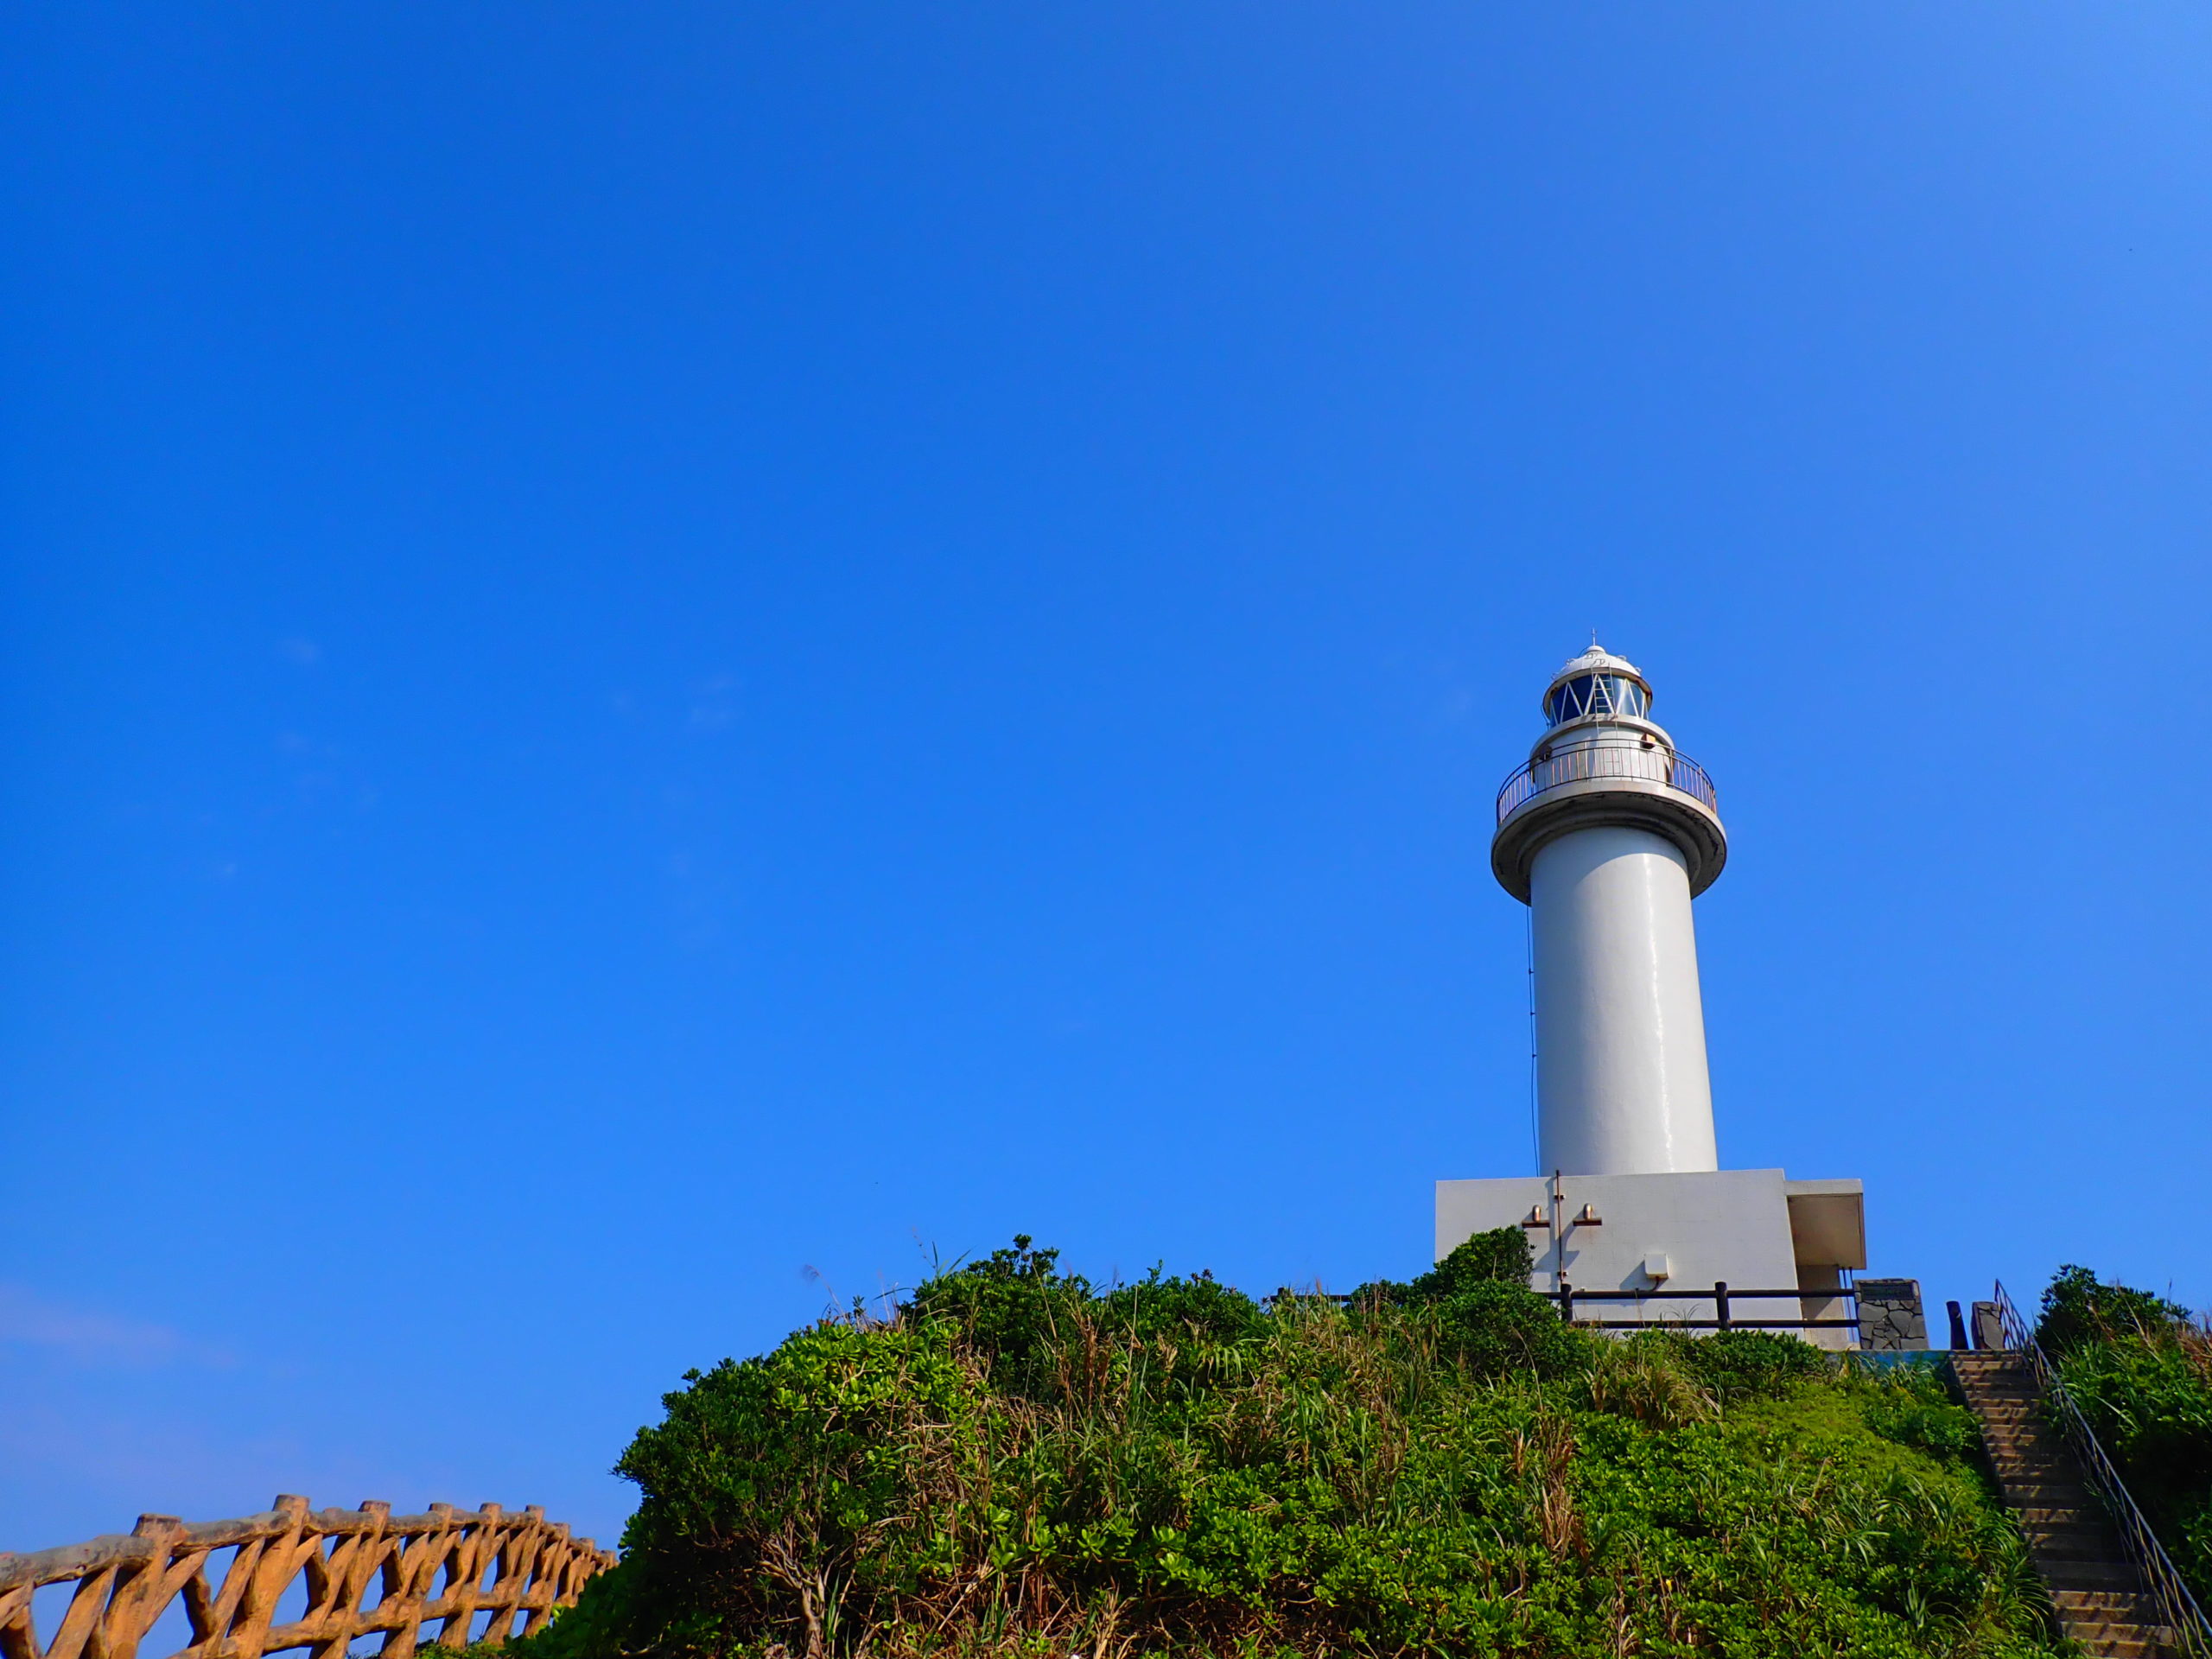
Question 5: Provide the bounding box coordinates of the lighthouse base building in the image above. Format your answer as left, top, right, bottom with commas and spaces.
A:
1434, 1170, 1866, 1350
1439, 645, 1894, 1350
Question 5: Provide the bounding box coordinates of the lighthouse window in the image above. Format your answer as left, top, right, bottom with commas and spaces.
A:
1545, 674, 1649, 725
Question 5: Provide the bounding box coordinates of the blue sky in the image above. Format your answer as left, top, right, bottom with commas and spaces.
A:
4, 3, 2209, 1554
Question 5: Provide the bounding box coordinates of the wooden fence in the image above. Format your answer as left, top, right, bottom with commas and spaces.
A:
0, 1497, 616, 1659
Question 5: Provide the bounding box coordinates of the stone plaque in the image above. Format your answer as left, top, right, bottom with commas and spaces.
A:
1856, 1278, 1927, 1352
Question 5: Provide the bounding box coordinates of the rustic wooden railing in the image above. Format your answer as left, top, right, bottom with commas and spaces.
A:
0, 1497, 616, 1659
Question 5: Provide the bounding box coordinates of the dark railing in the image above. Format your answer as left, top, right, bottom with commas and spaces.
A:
1549, 1281, 1856, 1332
1268, 1282, 1857, 1334
1496, 743, 1719, 825
1991, 1280, 2212, 1657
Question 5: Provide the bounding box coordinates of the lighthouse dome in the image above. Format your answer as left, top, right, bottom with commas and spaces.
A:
1541, 643, 1651, 727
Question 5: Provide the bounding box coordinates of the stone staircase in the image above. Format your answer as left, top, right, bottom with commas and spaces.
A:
1951, 1351, 2176, 1658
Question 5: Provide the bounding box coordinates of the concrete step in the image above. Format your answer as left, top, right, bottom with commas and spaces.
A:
1992, 1457, 2077, 1477
2031, 1535, 2129, 1563
2063, 1630, 2164, 1659
2056, 1614, 2167, 1652
2018, 1504, 2120, 1531
2009, 1492, 2098, 1515
2060, 1614, 2164, 1640
1998, 1478, 2093, 1499
2040, 1559, 2146, 1591
2060, 1610, 2163, 1628
2054, 1611, 2166, 1648
2025, 1517, 2118, 1538
2062, 1623, 2168, 1652
2044, 1601, 2150, 1628
2027, 1527, 2129, 1560
1998, 1466, 2082, 1486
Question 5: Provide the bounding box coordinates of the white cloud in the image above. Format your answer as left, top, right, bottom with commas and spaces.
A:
0, 1286, 231, 1369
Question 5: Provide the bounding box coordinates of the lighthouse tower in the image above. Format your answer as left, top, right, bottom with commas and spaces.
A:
1492, 644, 1725, 1177
1436, 644, 1877, 1346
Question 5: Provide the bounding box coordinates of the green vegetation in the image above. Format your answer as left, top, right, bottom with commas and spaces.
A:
533, 1234, 2058, 1659
2038, 1264, 2212, 1604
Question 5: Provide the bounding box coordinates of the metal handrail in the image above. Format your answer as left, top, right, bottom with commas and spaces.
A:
1495, 742, 1719, 825
1991, 1279, 2212, 1656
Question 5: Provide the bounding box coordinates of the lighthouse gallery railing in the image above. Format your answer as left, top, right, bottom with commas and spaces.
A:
1496, 744, 1719, 824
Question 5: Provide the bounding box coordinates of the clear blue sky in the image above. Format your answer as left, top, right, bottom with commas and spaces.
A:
4, 3, 2209, 1554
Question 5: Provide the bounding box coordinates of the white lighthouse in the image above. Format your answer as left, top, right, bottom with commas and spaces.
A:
1438, 644, 1872, 1344
1495, 645, 1724, 1177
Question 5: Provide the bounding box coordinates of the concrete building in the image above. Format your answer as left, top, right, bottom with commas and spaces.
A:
1436, 645, 1871, 1345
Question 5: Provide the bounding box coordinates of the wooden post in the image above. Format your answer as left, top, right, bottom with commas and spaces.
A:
105, 1516, 186, 1659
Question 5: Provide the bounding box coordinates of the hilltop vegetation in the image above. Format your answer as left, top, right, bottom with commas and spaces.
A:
2037, 1264, 2212, 1603
526, 1231, 2061, 1659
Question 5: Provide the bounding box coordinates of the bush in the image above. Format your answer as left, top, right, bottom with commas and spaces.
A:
1408, 1224, 1535, 1300
900, 1234, 1098, 1401
2035, 1262, 2187, 1357
1859, 1361, 1984, 1457
1682, 1330, 1827, 1401
569, 1239, 2064, 1659
1434, 1278, 1589, 1380
611, 1319, 993, 1658
1345, 1224, 1534, 1309
2043, 1265, 2212, 1602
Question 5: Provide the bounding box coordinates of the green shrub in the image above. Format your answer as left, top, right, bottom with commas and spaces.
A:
1859, 1362, 1984, 1457
1681, 1330, 1827, 1401
2035, 1262, 2188, 1357
611, 1319, 994, 1658
1433, 1278, 1588, 1380
2043, 1266, 2212, 1603
1408, 1224, 1535, 1300
1344, 1224, 1535, 1309
512, 1558, 648, 1659
901, 1234, 1098, 1402
575, 1240, 2062, 1659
